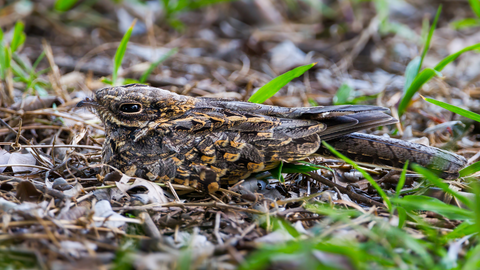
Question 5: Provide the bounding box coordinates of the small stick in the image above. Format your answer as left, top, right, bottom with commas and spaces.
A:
308, 172, 386, 209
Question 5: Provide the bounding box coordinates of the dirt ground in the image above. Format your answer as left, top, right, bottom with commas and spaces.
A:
1, 0, 480, 269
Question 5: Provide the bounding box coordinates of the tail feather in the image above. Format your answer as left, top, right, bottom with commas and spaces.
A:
319, 112, 398, 140
318, 133, 467, 179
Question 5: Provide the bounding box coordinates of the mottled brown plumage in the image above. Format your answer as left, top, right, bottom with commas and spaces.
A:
77, 84, 467, 192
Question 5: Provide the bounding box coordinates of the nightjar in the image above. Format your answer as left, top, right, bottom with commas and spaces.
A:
77, 84, 467, 193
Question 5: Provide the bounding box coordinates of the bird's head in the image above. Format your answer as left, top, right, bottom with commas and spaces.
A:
77, 84, 195, 131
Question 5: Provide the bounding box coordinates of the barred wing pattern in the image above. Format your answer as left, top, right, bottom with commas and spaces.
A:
78, 84, 466, 192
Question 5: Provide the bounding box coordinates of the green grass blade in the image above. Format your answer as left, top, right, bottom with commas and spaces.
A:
298, 160, 334, 173
270, 218, 301, 238
12, 52, 30, 72
3, 47, 12, 79
101, 78, 113, 85
333, 83, 353, 105
469, 0, 480, 18
112, 19, 136, 85
450, 18, 480, 30
462, 243, 480, 269
10, 21, 26, 53
397, 206, 407, 228
10, 60, 28, 79
434, 43, 480, 71
395, 161, 409, 199
398, 68, 440, 115
34, 84, 48, 97
0, 34, 6, 79
403, 57, 421, 92
35, 67, 51, 76
307, 97, 319, 106
412, 164, 472, 209
321, 141, 392, 211
473, 182, 480, 236
420, 15, 429, 42
4, 47, 11, 71
422, 96, 480, 122
123, 78, 140, 84
399, 43, 480, 116
348, 94, 378, 104
25, 51, 47, 85
418, 6, 441, 73
139, 48, 177, 83
177, 248, 193, 270
0, 54, 4, 79
281, 164, 316, 174
31, 51, 46, 71
186, 0, 238, 10
444, 221, 477, 241
248, 63, 316, 104
270, 161, 284, 182
460, 161, 480, 177
280, 163, 323, 174
392, 195, 473, 220
54, 0, 79, 12
397, 4, 440, 117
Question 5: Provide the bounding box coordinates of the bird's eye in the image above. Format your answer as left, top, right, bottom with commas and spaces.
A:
119, 103, 142, 113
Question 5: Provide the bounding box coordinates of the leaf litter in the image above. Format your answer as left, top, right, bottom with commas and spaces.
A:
1, 1, 480, 269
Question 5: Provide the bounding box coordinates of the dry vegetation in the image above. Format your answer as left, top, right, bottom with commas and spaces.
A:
1, 0, 480, 269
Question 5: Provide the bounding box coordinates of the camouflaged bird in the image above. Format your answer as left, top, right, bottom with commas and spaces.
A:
78, 84, 467, 193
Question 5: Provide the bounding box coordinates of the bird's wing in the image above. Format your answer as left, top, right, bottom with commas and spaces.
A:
169, 99, 397, 141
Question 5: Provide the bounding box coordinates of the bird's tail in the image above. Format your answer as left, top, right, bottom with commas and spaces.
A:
317, 132, 467, 179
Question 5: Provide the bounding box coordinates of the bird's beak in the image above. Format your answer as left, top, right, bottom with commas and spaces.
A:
76, 97, 98, 108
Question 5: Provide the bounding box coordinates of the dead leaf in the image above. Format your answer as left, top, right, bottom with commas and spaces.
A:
12, 96, 64, 111
8, 152, 38, 173
16, 181, 43, 202
63, 182, 84, 198
255, 230, 295, 244
121, 178, 168, 204
57, 206, 88, 221
60, 240, 97, 258
104, 171, 123, 182
312, 250, 355, 270
0, 198, 18, 212
114, 172, 168, 204
0, 149, 11, 173
59, 71, 86, 88
166, 230, 214, 251
93, 200, 126, 228
269, 40, 306, 73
